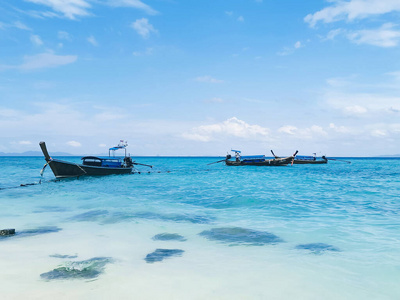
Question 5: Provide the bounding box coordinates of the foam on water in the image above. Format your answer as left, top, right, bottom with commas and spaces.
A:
0, 157, 400, 299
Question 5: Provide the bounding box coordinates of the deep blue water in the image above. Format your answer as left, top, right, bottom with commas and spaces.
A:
0, 156, 399, 299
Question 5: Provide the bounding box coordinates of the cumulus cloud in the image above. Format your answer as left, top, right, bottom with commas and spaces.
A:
182, 117, 270, 142
347, 23, 400, 47
329, 123, 351, 133
19, 140, 32, 145
0, 52, 77, 71
344, 105, 368, 115
278, 125, 298, 135
305, 0, 400, 27
67, 140, 81, 147
325, 91, 400, 115
131, 18, 157, 39
277, 41, 304, 56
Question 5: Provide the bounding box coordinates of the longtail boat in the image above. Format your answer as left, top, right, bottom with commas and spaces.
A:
39, 141, 151, 178
208, 150, 298, 166
271, 150, 328, 164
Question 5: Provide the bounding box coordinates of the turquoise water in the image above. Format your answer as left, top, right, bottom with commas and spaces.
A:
1, 157, 400, 299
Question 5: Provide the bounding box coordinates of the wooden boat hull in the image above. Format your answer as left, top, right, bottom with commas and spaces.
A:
48, 159, 133, 178
225, 156, 293, 166
270, 150, 327, 165
293, 159, 327, 164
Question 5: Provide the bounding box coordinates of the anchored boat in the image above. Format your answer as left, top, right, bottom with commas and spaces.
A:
208, 150, 298, 166
271, 150, 328, 164
39, 141, 151, 178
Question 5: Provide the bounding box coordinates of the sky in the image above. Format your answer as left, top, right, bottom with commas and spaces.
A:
1, 0, 400, 156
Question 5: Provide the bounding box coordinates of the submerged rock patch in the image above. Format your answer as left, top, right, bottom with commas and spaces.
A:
134, 211, 213, 224
145, 249, 184, 263
199, 227, 283, 246
295, 243, 340, 254
40, 257, 112, 280
102, 211, 213, 225
152, 233, 187, 241
69, 210, 109, 222
0, 226, 61, 241
33, 206, 68, 213
50, 254, 78, 259
18, 226, 62, 237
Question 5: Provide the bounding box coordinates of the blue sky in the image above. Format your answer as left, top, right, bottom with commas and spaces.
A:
1, 0, 400, 156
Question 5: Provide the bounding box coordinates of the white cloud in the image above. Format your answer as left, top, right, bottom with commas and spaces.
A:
105, 0, 158, 15
277, 41, 304, 56
99, 143, 107, 147
19, 140, 32, 145
225, 11, 233, 16
87, 35, 98, 46
67, 140, 81, 147
25, 0, 92, 20
329, 123, 351, 133
30, 34, 43, 46
195, 75, 224, 83
58, 31, 72, 41
24, 0, 157, 20
347, 23, 400, 47
14, 21, 32, 31
0, 52, 77, 71
305, 0, 400, 27
325, 91, 400, 115
131, 18, 157, 39
371, 129, 387, 137
278, 124, 328, 139
310, 125, 327, 136
237, 16, 244, 22
344, 105, 368, 115
182, 117, 270, 142
326, 28, 343, 40
278, 125, 298, 135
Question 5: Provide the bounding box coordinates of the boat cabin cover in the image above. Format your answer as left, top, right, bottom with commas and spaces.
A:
82, 156, 123, 168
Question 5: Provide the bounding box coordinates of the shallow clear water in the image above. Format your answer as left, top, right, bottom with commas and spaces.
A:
1, 157, 400, 299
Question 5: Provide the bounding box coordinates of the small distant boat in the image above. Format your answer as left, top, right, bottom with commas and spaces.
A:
271, 150, 328, 164
39, 141, 151, 178
208, 150, 298, 166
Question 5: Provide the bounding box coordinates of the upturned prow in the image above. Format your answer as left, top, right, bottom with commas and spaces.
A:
39, 141, 51, 161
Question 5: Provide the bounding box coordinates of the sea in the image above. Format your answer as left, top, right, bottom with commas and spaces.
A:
0, 156, 399, 299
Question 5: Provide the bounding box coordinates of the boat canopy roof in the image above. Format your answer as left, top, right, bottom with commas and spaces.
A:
296, 155, 315, 160
82, 156, 121, 161
231, 149, 241, 153
242, 155, 265, 159
109, 145, 126, 151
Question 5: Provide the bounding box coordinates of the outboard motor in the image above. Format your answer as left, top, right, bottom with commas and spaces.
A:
124, 156, 133, 167
226, 154, 232, 160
